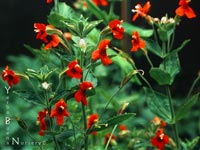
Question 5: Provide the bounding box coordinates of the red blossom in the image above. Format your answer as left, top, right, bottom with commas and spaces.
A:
151, 129, 169, 149
87, 114, 99, 135
92, 39, 112, 66
37, 109, 48, 136
175, 0, 196, 19
109, 19, 124, 40
66, 60, 83, 79
92, 0, 108, 6
50, 99, 69, 126
44, 34, 60, 50
132, 1, 151, 21
74, 81, 93, 106
131, 31, 146, 52
104, 133, 117, 146
2, 66, 20, 88
34, 23, 48, 43
46, 0, 52, 4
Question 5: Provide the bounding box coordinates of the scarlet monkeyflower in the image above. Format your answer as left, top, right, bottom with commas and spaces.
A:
2, 66, 20, 88
92, 0, 108, 7
109, 19, 124, 40
151, 129, 169, 150
175, 0, 196, 19
46, 0, 52, 4
92, 39, 112, 66
66, 60, 83, 79
34, 23, 48, 43
104, 133, 117, 146
87, 114, 99, 134
118, 124, 130, 137
37, 109, 48, 136
151, 116, 167, 128
132, 1, 151, 21
50, 99, 69, 126
131, 31, 146, 52
74, 81, 93, 106
44, 34, 60, 50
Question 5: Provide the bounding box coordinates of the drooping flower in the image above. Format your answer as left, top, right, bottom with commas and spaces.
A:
74, 81, 93, 106
151, 116, 167, 128
2, 66, 20, 87
132, 1, 151, 21
46, 0, 52, 4
44, 34, 60, 50
34, 23, 48, 43
151, 129, 169, 149
131, 31, 146, 52
109, 19, 124, 40
92, 0, 108, 7
66, 60, 83, 79
118, 124, 130, 137
104, 133, 117, 146
37, 109, 48, 136
175, 0, 196, 19
87, 114, 99, 134
92, 39, 112, 66
50, 99, 69, 126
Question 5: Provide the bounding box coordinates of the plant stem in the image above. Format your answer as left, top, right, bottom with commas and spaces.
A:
81, 103, 88, 150
105, 125, 118, 150
166, 86, 180, 149
144, 53, 154, 68
187, 75, 200, 98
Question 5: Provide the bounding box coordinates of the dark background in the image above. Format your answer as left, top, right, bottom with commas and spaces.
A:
0, 0, 199, 94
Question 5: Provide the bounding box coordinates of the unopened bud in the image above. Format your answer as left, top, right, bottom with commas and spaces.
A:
79, 38, 86, 51
15, 117, 28, 130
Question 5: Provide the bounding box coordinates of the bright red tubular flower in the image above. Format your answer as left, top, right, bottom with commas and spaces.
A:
175, 0, 196, 19
151, 129, 169, 149
92, 0, 108, 6
87, 114, 99, 134
131, 31, 146, 52
74, 81, 93, 106
50, 99, 69, 126
132, 1, 151, 21
2, 66, 20, 87
44, 34, 60, 50
104, 133, 117, 146
34, 23, 48, 43
92, 39, 112, 66
37, 109, 48, 136
46, 0, 52, 4
109, 19, 124, 40
66, 60, 82, 79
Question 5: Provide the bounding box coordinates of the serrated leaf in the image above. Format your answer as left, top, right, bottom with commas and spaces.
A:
176, 93, 199, 121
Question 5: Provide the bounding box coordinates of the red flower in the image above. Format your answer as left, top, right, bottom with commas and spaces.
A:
109, 19, 124, 40
131, 31, 146, 52
87, 114, 99, 135
119, 124, 130, 137
132, 1, 151, 21
2, 66, 20, 87
44, 34, 60, 50
92, 39, 112, 66
151, 129, 169, 149
66, 60, 83, 79
50, 99, 69, 126
34, 23, 48, 43
37, 109, 48, 136
92, 0, 108, 6
46, 0, 52, 4
104, 133, 117, 146
175, 0, 196, 19
74, 81, 93, 106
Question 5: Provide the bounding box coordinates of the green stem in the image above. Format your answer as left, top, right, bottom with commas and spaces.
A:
69, 117, 77, 149
26, 130, 43, 150
104, 125, 118, 150
81, 103, 88, 150
187, 75, 200, 98
166, 86, 180, 149
144, 53, 154, 68
54, 0, 59, 13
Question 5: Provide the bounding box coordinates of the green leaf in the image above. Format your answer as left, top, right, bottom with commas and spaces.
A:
122, 22, 153, 38
145, 39, 164, 58
176, 93, 199, 121
144, 88, 172, 123
149, 68, 171, 85
89, 113, 135, 133
56, 130, 75, 141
